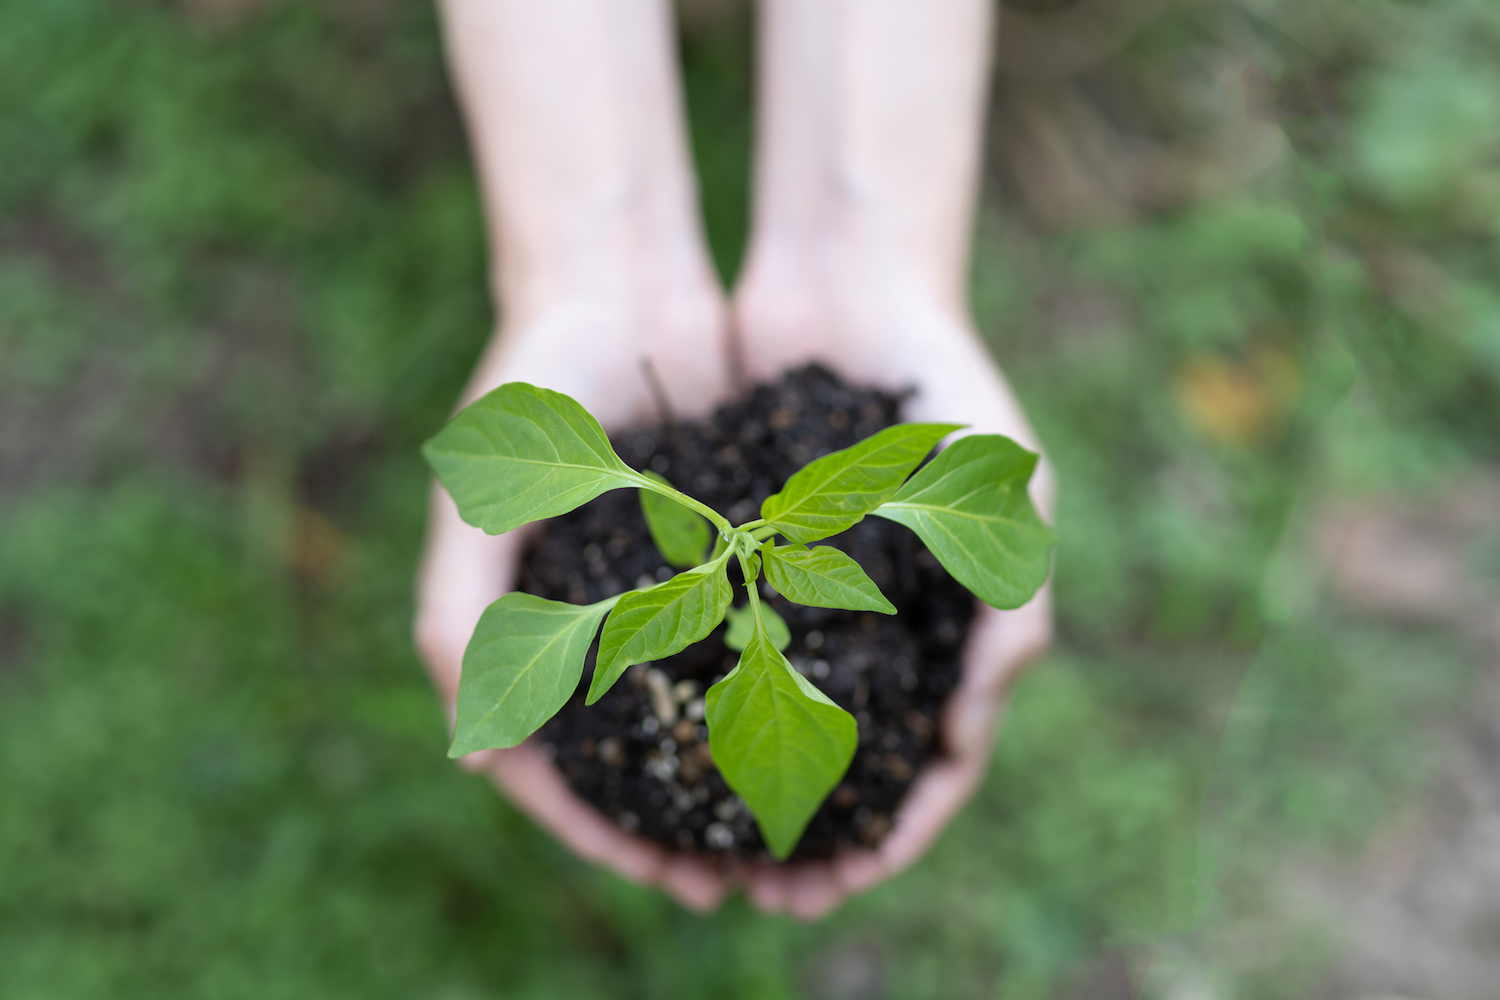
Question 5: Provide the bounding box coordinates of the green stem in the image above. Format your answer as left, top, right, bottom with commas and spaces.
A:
737, 550, 765, 632
634, 474, 732, 534
736, 518, 767, 532
708, 545, 735, 573
750, 525, 778, 543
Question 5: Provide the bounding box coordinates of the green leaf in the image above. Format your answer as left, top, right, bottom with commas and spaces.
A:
706, 626, 857, 859
449, 593, 612, 756
639, 471, 711, 568
874, 435, 1055, 609
423, 382, 642, 535
762, 543, 896, 614
725, 602, 790, 651
760, 423, 963, 543
588, 562, 733, 703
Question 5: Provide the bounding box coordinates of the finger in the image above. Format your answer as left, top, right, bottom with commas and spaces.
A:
870, 751, 987, 879
830, 606, 1039, 895
958, 589, 1053, 696
832, 849, 888, 896
413, 486, 529, 700
943, 670, 1009, 765
477, 739, 738, 912
745, 859, 791, 914
784, 862, 845, 921
828, 761, 984, 894
486, 744, 669, 887
943, 594, 1049, 756
455, 746, 502, 775
659, 854, 730, 913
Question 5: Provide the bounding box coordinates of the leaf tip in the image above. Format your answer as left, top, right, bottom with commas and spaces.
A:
586, 650, 622, 704
762, 829, 798, 862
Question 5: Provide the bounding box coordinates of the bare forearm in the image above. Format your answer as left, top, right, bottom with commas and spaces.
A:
744, 0, 993, 313
438, 0, 718, 328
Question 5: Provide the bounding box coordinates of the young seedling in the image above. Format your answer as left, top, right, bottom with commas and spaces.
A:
425, 382, 1055, 859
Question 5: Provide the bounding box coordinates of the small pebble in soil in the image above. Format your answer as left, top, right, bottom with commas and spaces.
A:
529, 365, 973, 860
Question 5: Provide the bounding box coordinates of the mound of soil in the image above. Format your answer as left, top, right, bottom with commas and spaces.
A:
525, 365, 973, 860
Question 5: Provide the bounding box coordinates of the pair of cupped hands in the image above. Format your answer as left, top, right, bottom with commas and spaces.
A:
415, 271, 1054, 920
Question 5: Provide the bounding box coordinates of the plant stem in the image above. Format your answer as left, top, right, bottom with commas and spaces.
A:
634, 474, 732, 534
737, 549, 766, 633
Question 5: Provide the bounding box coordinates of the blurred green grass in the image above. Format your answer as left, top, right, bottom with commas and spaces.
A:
1, 1, 1495, 997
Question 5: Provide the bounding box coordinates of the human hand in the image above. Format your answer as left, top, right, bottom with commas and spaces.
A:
729, 264, 1057, 920
415, 272, 1051, 919
414, 287, 740, 913
429, 0, 1022, 919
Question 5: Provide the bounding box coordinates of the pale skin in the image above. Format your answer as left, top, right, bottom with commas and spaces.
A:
416, 0, 1055, 920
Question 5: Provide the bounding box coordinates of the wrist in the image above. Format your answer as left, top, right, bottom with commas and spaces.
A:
465, 261, 730, 426
493, 198, 724, 336
734, 230, 970, 349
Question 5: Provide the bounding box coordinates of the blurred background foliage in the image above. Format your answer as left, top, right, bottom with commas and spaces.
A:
1, 0, 1497, 997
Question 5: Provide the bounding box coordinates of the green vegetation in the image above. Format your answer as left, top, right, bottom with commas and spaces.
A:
1, 0, 1495, 996
427, 383, 1051, 857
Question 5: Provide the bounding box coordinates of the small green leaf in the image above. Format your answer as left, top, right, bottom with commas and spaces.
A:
874, 435, 1055, 609
449, 593, 612, 756
762, 543, 896, 614
423, 382, 643, 535
706, 626, 857, 859
639, 471, 711, 568
589, 562, 732, 703
725, 603, 791, 651
760, 423, 963, 543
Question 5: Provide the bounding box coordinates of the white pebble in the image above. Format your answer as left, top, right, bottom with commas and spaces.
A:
645, 668, 678, 725
645, 754, 678, 781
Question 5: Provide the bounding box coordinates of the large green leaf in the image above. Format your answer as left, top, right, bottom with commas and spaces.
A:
760, 423, 962, 543
762, 543, 895, 614
449, 593, 613, 756
724, 602, 791, 651
706, 622, 858, 859
588, 562, 733, 703
874, 435, 1055, 609
423, 382, 642, 535
639, 471, 712, 568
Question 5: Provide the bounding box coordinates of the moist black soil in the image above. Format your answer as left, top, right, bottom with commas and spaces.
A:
526, 365, 973, 860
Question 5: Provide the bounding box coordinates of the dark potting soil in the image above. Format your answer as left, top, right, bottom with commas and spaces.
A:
525, 365, 973, 860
